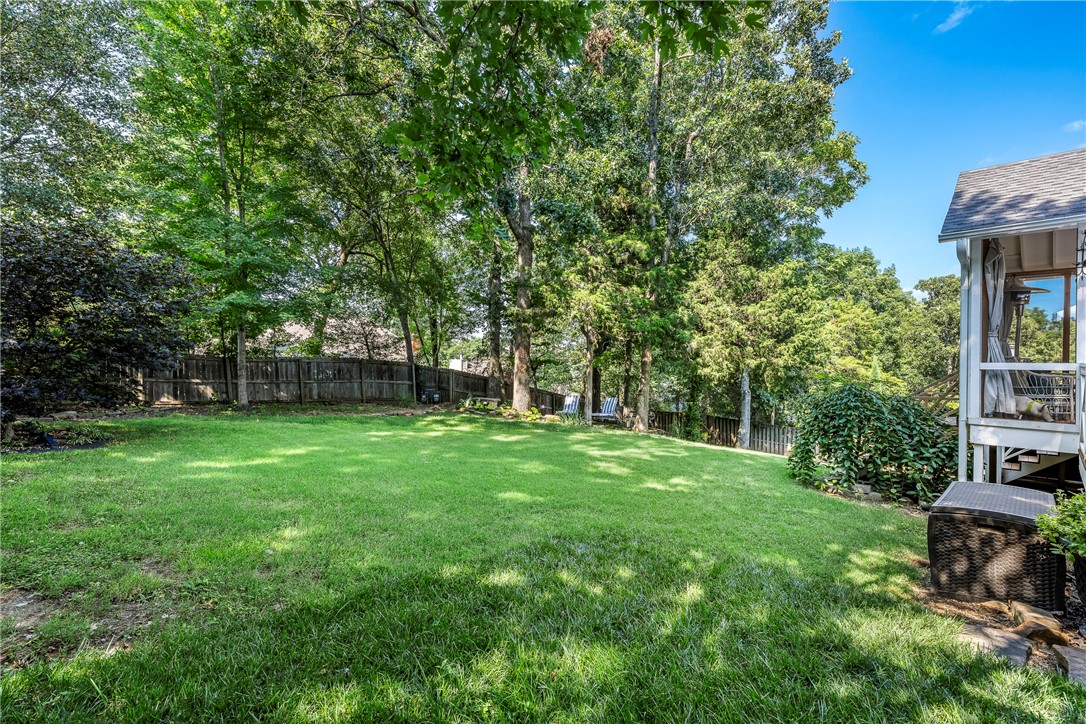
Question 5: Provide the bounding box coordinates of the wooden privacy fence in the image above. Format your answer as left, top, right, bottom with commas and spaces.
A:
652, 410, 795, 456
136, 355, 517, 407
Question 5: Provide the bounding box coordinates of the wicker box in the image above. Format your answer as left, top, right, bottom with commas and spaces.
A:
928, 482, 1065, 611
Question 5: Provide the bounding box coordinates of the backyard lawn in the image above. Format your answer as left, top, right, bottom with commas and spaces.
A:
2, 411, 1084, 721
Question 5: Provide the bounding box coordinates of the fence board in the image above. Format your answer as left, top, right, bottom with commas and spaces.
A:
139, 355, 557, 408
651, 410, 794, 457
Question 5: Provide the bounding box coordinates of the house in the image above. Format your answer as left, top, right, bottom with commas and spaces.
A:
942, 149, 1086, 486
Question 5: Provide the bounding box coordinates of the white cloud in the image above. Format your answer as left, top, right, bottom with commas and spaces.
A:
934, 3, 974, 34
1064, 120, 1086, 133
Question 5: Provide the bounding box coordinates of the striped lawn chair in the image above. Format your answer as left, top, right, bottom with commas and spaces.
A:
592, 396, 620, 423
560, 394, 581, 415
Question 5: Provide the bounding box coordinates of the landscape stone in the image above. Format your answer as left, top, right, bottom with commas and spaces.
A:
1052, 645, 1086, 685
543, 415, 560, 423
1009, 601, 1068, 643
976, 600, 1008, 616
855, 483, 872, 495
862, 492, 883, 503
958, 624, 1032, 667
51, 411, 79, 420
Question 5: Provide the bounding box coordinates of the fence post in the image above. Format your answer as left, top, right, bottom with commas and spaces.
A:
359, 360, 366, 404
297, 358, 306, 404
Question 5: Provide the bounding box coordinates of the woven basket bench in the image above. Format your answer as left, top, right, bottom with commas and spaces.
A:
927, 481, 1065, 611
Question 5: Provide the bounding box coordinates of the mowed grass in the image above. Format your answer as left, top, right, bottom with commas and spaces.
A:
2, 412, 1084, 722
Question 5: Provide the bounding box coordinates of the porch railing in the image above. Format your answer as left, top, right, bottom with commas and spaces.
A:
979, 363, 1077, 423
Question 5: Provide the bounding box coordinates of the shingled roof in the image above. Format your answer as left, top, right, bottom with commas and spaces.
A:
938, 148, 1086, 240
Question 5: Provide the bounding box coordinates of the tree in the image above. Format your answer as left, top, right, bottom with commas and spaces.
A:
131, 1, 303, 406
1, 0, 135, 221
0, 221, 192, 436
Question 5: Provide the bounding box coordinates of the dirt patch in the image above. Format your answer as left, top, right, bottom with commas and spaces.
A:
1, 590, 56, 634
1, 558, 184, 671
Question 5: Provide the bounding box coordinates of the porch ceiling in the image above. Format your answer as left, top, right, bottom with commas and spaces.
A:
1000, 228, 1079, 275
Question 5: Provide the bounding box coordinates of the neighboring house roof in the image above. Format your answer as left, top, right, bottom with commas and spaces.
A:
938, 148, 1086, 241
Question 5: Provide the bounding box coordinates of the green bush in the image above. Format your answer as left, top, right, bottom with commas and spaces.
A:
788, 381, 956, 502
1036, 491, 1086, 563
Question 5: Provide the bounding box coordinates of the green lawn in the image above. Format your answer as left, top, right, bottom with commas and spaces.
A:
2, 411, 1083, 721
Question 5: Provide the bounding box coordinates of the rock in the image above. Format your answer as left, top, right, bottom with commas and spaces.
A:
855, 483, 873, 495
976, 600, 1008, 616
1053, 645, 1086, 685
862, 492, 883, 503
958, 624, 1032, 668
1009, 601, 1068, 644
1013, 619, 1070, 645
542, 415, 561, 423
51, 411, 79, 420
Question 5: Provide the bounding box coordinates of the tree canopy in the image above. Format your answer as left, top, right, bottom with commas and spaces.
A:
0, 0, 957, 431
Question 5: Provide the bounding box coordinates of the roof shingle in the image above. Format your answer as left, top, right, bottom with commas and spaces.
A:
939, 149, 1086, 239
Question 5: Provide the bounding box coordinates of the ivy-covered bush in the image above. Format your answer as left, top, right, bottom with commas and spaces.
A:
788, 381, 956, 502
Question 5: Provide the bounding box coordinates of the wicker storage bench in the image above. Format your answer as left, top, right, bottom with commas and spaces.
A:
928, 481, 1065, 610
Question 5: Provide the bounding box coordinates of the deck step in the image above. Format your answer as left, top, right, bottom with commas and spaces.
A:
1002, 460, 1022, 471
1016, 454, 1040, 464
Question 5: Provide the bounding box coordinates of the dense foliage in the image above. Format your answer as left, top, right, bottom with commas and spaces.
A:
1037, 491, 1086, 563
0, 221, 192, 423
1, 0, 966, 426
788, 381, 957, 502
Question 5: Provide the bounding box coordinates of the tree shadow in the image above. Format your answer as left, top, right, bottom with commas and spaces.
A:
5, 533, 1084, 721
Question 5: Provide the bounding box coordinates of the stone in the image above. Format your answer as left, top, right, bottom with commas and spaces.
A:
1009, 601, 1068, 644
51, 411, 79, 420
855, 483, 873, 495
862, 492, 883, 503
543, 415, 561, 423
976, 600, 1008, 616
958, 624, 1032, 668
1052, 645, 1086, 686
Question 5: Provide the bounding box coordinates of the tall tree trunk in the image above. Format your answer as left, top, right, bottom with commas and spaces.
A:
502, 164, 534, 412
583, 327, 596, 425
635, 37, 664, 433
397, 308, 417, 401
738, 368, 751, 450
621, 338, 632, 409
487, 234, 504, 399
634, 343, 652, 432
430, 309, 440, 370
236, 326, 249, 407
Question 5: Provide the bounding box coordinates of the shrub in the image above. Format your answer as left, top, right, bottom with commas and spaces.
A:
1036, 491, 1086, 563
1, 220, 192, 426
788, 381, 956, 502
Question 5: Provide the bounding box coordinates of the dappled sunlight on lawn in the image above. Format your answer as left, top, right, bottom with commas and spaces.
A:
496, 491, 544, 503
4, 414, 1084, 719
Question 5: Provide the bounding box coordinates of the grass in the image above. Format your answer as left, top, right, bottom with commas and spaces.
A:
2, 411, 1084, 721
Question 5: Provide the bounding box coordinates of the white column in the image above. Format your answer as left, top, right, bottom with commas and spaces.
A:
1076, 224, 1086, 484
956, 238, 970, 480
967, 238, 984, 423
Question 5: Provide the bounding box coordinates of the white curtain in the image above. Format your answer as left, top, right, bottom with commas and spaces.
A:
984, 240, 1017, 415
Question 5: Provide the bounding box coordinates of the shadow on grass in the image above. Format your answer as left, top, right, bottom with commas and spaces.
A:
4, 533, 1083, 721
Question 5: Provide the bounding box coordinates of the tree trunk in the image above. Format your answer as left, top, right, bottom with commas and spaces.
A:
397, 309, 417, 401
236, 326, 249, 407
634, 38, 664, 433
634, 343, 652, 433
738, 368, 751, 450
487, 234, 504, 399
2, 420, 14, 443
583, 328, 595, 426
621, 338, 632, 409
503, 164, 534, 412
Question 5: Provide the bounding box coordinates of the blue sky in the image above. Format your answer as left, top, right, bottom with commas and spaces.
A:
820, 1, 1086, 291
